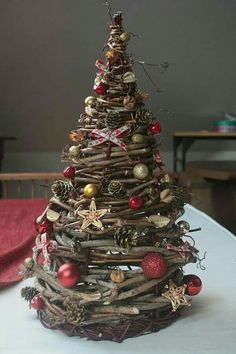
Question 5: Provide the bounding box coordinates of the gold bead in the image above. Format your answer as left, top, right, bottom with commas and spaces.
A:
85, 96, 97, 107
69, 145, 81, 158
177, 220, 190, 234
131, 133, 145, 144
120, 32, 131, 42
24, 257, 34, 269
83, 184, 99, 198
133, 163, 149, 180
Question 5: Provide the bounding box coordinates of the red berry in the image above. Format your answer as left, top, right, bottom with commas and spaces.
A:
37, 219, 53, 234
94, 81, 107, 95
63, 166, 75, 179
57, 263, 81, 288
31, 295, 44, 309
141, 252, 167, 278
183, 274, 202, 296
128, 195, 143, 209
149, 122, 162, 135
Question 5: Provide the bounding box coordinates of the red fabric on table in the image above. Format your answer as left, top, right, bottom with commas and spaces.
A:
0, 198, 49, 289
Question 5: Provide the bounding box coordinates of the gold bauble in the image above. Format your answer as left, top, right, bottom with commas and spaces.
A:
133, 163, 149, 180
69, 145, 81, 158
24, 257, 34, 269
131, 133, 145, 144
85, 96, 97, 107
84, 184, 99, 198
120, 31, 131, 42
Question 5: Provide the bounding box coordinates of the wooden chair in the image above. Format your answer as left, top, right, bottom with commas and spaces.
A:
187, 161, 236, 233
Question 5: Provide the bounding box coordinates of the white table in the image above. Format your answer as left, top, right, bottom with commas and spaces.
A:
0, 205, 236, 354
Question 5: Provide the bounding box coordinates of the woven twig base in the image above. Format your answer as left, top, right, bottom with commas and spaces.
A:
38, 308, 179, 342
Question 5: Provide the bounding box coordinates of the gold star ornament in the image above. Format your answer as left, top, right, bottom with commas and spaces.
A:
75, 198, 110, 231
162, 280, 191, 312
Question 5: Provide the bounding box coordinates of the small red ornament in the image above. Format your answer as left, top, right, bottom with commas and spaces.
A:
141, 252, 167, 278
128, 195, 143, 209
149, 122, 162, 135
37, 219, 53, 234
31, 295, 44, 309
63, 166, 75, 179
57, 263, 81, 288
94, 81, 107, 95
183, 274, 202, 296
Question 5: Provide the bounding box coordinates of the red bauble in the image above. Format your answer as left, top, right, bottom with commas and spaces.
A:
37, 219, 53, 234
128, 195, 143, 209
57, 263, 81, 288
63, 166, 75, 179
94, 81, 107, 95
31, 295, 44, 309
183, 274, 202, 296
141, 252, 167, 278
149, 122, 162, 135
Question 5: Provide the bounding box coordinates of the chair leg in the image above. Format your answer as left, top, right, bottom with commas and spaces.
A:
211, 181, 236, 234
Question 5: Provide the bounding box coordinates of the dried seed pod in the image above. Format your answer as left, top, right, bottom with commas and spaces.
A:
65, 303, 86, 325
160, 189, 175, 204
146, 215, 171, 228
114, 226, 138, 249
123, 95, 136, 110
51, 180, 72, 202
21, 287, 38, 302
135, 107, 153, 125
122, 71, 136, 83
110, 269, 125, 283
69, 129, 85, 144
108, 181, 126, 197
105, 111, 123, 130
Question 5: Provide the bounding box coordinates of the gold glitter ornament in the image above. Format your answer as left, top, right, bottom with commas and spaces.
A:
46, 209, 60, 222
133, 163, 149, 180
69, 145, 81, 158
120, 31, 131, 42
83, 184, 99, 198
122, 71, 136, 83
85, 96, 97, 107
131, 133, 145, 144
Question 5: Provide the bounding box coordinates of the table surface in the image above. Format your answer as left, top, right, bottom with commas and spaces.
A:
0, 205, 236, 354
174, 130, 236, 137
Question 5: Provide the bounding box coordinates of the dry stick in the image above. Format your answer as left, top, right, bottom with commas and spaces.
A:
33, 266, 110, 302
50, 197, 74, 212
93, 305, 139, 315
81, 143, 149, 155
116, 265, 179, 301
128, 179, 157, 195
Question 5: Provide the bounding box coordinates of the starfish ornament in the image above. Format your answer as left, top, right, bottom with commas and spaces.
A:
75, 198, 110, 231
162, 280, 191, 312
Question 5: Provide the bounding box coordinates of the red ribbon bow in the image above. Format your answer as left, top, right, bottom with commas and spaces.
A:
88, 125, 130, 151
33, 233, 58, 269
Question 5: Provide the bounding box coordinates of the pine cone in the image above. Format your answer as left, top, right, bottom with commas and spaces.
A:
105, 111, 123, 130
51, 180, 71, 202
108, 181, 126, 197
21, 287, 38, 302
114, 227, 138, 249
65, 303, 86, 325
135, 107, 153, 125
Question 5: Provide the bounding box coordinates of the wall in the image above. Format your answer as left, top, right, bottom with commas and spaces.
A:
1, 0, 236, 172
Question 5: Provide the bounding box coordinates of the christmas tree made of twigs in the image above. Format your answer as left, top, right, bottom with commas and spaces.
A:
21, 10, 202, 342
